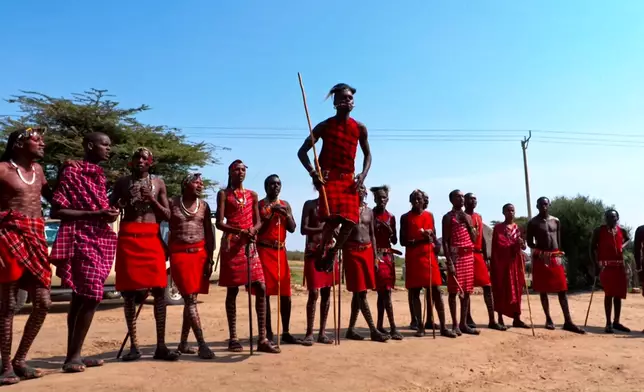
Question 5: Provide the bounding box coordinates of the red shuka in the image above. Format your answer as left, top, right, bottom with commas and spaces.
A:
404, 211, 441, 289
170, 240, 209, 296
447, 213, 475, 294
471, 213, 491, 287
531, 249, 567, 293
303, 204, 339, 291
597, 225, 627, 299
218, 189, 264, 287
491, 223, 526, 318
255, 199, 291, 297
374, 209, 396, 291
115, 222, 167, 291
317, 117, 361, 224
343, 241, 376, 293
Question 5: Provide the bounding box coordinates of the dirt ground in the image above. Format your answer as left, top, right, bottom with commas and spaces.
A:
8, 285, 644, 392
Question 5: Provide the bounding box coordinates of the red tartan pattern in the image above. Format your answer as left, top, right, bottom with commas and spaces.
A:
218, 189, 264, 287
49, 162, 117, 301
447, 213, 475, 294
490, 223, 526, 317
0, 211, 51, 287
318, 117, 360, 173
317, 171, 360, 224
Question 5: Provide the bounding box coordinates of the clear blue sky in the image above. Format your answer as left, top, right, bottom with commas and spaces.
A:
2, 1, 644, 251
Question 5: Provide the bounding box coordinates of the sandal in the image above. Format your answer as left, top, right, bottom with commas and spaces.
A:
390, 330, 404, 340
62, 360, 86, 373
302, 335, 315, 347
345, 329, 365, 341
178, 343, 198, 354
153, 347, 181, 361
257, 339, 281, 354
317, 334, 335, 345
441, 328, 457, 338
82, 358, 104, 368
197, 345, 215, 360
281, 333, 303, 345
562, 322, 586, 335
12, 364, 43, 380
0, 370, 20, 386
121, 349, 142, 362
227, 339, 244, 353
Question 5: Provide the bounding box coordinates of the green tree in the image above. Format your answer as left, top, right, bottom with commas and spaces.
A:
547, 195, 632, 290
0, 89, 223, 197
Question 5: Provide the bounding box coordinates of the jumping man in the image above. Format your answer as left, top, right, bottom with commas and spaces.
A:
216, 160, 280, 354
301, 194, 340, 346
371, 185, 403, 340
490, 204, 530, 328
0, 128, 52, 384
589, 209, 630, 333
526, 197, 585, 334
297, 83, 372, 272
110, 147, 180, 361
257, 174, 301, 345
169, 173, 216, 358
464, 193, 505, 331
343, 185, 388, 342
442, 190, 479, 336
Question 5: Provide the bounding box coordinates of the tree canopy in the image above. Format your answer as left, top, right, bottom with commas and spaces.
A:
0, 89, 222, 196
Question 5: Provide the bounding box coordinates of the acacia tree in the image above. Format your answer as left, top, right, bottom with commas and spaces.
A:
0, 89, 223, 197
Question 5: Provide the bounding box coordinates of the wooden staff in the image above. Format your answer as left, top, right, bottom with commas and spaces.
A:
277, 219, 282, 348
116, 292, 147, 359
245, 243, 254, 355
584, 276, 598, 328
213, 249, 221, 274
337, 250, 342, 345
428, 254, 436, 339
298, 72, 338, 346
520, 253, 536, 337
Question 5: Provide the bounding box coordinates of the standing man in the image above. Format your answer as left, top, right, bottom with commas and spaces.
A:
490, 204, 530, 328
169, 173, 215, 359
297, 83, 372, 272
110, 148, 180, 361
343, 185, 388, 342
464, 193, 505, 331
635, 225, 644, 309
257, 174, 301, 345
442, 190, 478, 336
301, 194, 340, 346
216, 160, 280, 354
370, 185, 402, 340
401, 190, 455, 338
589, 209, 630, 333
50, 132, 119, 373
526, 197, 585, 334
0, 128, 52, 384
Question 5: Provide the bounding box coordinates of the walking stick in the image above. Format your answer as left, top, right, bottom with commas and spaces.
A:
245, 243, 254, 355
520, 253, 536, 337
584, 276, 598, 328
338, 250, 342, 345
116, 293, 147, 359
428, 250, 436, 339
298, 72, 338, 346
213, 249, 221, 273
277, 219, 281, 349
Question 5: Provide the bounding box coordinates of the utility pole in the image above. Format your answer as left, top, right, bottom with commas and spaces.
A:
521, 131, 533, 219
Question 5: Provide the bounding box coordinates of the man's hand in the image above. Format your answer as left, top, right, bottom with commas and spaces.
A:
447, 262, 456, 276
272, 204, 287, 216
354, 172, 366, 189
457, 211, 471, 226
310, 170, 326, 188
204, 260, 214, 279
141, 184, 155, 202
99, 208, 120, 223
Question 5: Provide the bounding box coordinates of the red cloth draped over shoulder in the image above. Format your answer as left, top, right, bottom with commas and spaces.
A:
254, 199, 291, 296
404, 211, 441, 288
317, 117, 360, 224
471, 213, 491, 287
218, 189, 264, 287
374, 209, 396, 291
597, 225, 627, 299
0, 210, 50, 289
490, 223, 526, 318
343, 241, 376, 293
447, 213, 475, 294
170, 240, 209, 295
303, 204, 339, 291
115, 222, 167, 291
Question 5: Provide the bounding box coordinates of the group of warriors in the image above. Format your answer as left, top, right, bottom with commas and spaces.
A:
0, 83, 641, 386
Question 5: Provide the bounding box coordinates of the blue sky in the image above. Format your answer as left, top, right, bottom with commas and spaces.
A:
2, 1, 644, 251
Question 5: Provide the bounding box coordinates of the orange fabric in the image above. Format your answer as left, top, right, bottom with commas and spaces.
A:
115, 222, 167, 291
255, 246, 291, 296
343, 242, 376, 293
473, 252, 491, 287
170, 240, 209, 296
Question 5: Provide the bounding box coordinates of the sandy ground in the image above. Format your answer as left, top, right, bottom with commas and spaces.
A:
8, 285, 644, 392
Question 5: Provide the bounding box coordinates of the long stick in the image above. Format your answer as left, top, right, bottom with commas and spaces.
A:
337, 250, 342, 345
584, 276, 597, 328
521, 253, 536, 337
277, 219, 281, 348
246, 243, 254, 355
332, 253, 338, 345
213, 249, 221, 273
116, 296, 146, 359
298, 72, 337, 345
428, 252, 436, 339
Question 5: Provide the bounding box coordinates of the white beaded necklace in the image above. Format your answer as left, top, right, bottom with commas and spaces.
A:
9, 160, 36, 185
181, 196, 200, 216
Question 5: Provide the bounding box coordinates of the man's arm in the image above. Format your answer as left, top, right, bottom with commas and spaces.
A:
634, 226, 644, 271
621, 227, 630, 247
149, 179, 171, 221
284, 201, 297, 233
356, 122, 372, 180
251, 191, 262, 236
555, 217, 562, 250
297, 122, 325, 175
399, 213, 409, 247
301, 200, 323, 236
369, 210, 378, 261
481, 228, 489, 263
109, 177, 125, 207
38, 164, 54, 204
526, 219, 536, 249
442, 214, 453, 264
50, 166, 112, 221
215, 189, 242, 235
203, 202, 215, 263
390, 215, 398, 246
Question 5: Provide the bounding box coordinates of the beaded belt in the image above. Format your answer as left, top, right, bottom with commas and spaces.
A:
257, 240, 285, 250
344, 242, 372, 252
172, 247, 203, 254
450, 246, 473, 257
119, 232, 158, 238
599, 260, 624, 267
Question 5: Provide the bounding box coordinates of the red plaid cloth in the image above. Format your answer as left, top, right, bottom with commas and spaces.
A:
218, 189, 265, 287
317, 117, 361, 224
49, 162, 117, 301
491, 223, 526, 318
0, 211, 50, 288
447, 212, 475, 294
